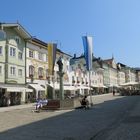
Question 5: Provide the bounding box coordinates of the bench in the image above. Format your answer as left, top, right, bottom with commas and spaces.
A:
42, 100, 60, 110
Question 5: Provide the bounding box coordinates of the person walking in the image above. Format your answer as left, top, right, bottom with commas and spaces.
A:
113, 90, 115, 96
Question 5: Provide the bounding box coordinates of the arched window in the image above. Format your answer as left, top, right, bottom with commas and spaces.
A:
46, 69, 49, 79
38, 67, 43, 79
29, 65, 34, 77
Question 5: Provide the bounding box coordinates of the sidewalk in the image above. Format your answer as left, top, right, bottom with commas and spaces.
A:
0, 93, 118, 113
0, 103, 35, 113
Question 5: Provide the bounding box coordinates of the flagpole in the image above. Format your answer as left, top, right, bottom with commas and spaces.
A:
52, 75, 55, 99
82, 35, 93, 106
89, 70, 93, 106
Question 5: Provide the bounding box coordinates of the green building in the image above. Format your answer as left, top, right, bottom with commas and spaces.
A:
0, 23, 31, 106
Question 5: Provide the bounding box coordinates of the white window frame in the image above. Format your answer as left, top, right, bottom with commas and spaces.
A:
38, 67, 43, 77
29, 49, 34, 58
0, 46, 2, 55
46, 53, 48, 61
10, 47, 16, 57
29, 65, 34, 76
15, 36, 21, 44
18, 52, 23, 60
38, 52, 44, 61
0, 66, 2, 75
18, 69, 22, 77
10, 67, 16, 76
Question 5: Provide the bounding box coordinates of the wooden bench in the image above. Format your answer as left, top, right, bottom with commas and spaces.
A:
42, 100, 60, 110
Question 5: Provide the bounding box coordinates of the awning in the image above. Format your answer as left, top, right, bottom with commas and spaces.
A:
48, 84, 77, 91
25, 88, 33, 92
47, 84, 59, 90
29, 84, 45, 91
91, 85, 99, 88
7, 87, 22, 92
99, 85, 107, 88
64, 86, 77, 91
78, 86, 90, 90
1, 86, 33, 92
120, 82, 139, 86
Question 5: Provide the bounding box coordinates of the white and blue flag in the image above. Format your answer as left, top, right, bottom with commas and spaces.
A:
82, 36, 93, 71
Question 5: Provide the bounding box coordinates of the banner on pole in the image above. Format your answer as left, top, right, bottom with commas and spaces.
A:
82, 36, 93, 71
48, 43, 57, 75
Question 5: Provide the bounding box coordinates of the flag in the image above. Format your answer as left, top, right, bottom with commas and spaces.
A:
48, 43, 57, 75
82, 36, 93, 71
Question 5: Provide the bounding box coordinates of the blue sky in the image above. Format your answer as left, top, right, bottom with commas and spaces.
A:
1, 0, 140, 67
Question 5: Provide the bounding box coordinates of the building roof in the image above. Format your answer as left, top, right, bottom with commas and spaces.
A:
133, 67, 140, 71
31, 37, 72, 57
32, 38, 48, 47
0, 22, 31, 39
103, 58, 114, 65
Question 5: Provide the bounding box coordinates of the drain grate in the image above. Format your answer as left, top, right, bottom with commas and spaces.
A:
123, 116, 140, 123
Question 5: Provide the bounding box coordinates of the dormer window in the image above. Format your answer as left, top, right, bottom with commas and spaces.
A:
15, 36, 21, 44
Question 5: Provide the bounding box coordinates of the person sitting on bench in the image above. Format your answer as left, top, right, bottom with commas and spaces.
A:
35, 98, 48, 112
81, 95, 89, 109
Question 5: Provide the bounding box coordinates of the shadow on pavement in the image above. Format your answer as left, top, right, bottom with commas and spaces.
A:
0, 95, 139, 140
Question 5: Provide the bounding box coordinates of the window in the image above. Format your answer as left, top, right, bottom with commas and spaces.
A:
72, 76, 75, 83
0, 66, 2, 74
77, 77, 79, 83
15, 36, 21, 44
38, 52, 43, 61
38, 67, 43, 79
0, 46, 2, 55
46, 69, 49, 77
29, 50, 34, 58
10, 47, 16, 57
10, 67, 16, 76
18, 52, 23, 60
46, 54, 48, 61
29, 65, 34, 77
18, 69, 22, 77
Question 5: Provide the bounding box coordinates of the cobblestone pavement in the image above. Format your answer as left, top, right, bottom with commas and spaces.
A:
0, 93, 140, 140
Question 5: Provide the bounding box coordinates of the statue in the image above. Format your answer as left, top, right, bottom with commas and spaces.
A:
57, 57, 64, 100
57, 57, 63, 72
